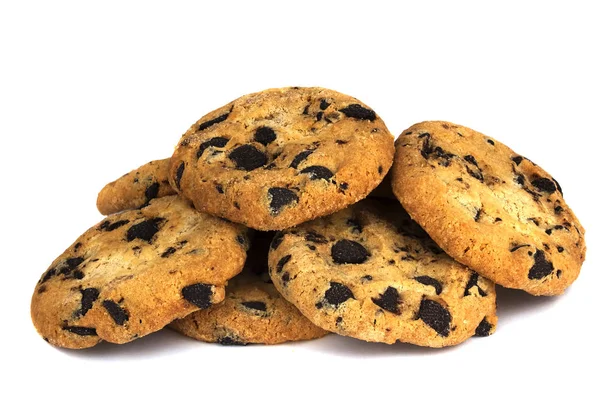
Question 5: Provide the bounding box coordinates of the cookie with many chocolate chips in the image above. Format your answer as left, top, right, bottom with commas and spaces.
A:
31, 196, 249, 349
97, 158, 176, 215
391, 121, 586, 296
169, 87, 394, 231
268, 200, 497, 347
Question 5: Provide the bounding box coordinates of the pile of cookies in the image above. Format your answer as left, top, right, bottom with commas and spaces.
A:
31, 87, 586, 349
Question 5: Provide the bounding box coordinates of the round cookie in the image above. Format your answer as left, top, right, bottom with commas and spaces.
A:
97, 158, 176, 215
31, 196, 249, 349
268, 199, 497, 347
391, 121, 586, 296
169, 87, 394, 231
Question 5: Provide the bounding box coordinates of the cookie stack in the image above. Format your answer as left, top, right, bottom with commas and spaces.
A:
30, 87, 586, 349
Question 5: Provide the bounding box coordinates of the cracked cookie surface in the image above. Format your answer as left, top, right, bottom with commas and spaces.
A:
268, 199, 497, 347
31, 196, 249, 349
97, 158, 176, 215
391, 121, 585, 295
169, 87, 394, 231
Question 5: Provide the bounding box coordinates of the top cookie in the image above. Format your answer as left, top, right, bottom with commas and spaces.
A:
31, 196, 249, 349
391, 121, 586, 296
97, 158, 176, 215
169, 87, 394, 230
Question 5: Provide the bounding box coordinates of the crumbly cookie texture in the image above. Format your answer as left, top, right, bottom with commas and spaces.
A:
169, 87, 394, 231
391, 121, 586, 296
268, 199, 497, 347
97, 158, 176, 215
31, 196, 249, 349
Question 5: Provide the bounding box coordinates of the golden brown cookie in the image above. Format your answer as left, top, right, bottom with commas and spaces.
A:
268, 199, 497, 347
97, 158, 176, 215
391, 121, 586, 296
31, 196, 249, 349
169, 87, 394, 231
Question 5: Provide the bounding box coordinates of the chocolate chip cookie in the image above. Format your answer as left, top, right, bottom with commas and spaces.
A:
31, 196, 249, 349
97, 158, 176, 215
391, 121, 586, 295
169, 87, 394, 230
268, 199, 497, 347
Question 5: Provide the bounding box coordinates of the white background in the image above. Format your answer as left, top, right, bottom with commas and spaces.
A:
1, 1, 598, 399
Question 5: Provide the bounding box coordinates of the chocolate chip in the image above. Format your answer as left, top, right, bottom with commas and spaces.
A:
229, 145, 267, 171
305, 231, 328, 243
144, 182, 160, 202
529, 250, 554, 280
197, 137, 229, 158
40, 268, 56, 283
161, 247, 176, 258
324, 282, 354, 306
346, 218, 363, 233
467, 167, 484, 182
271, 232, 285, 250
339, 104, 376, 121
126, 217, 165, 242
320, 99, 330, 110
531, 177, 556, 194
378, 165, 383, 174
339, 182, 348, 191
417, 299, 451, 337
512, 156, 523, 165
175, 162, 185, 190
75, 288, 99, 317
557, 270, 563, 278
300, 166, 334, 181
372, 287, 401, 314
464, 155, 478, 167
236, 235, 246, 246
198, 112, 229, 131
510, 244, 530, 252
474, 209, 482, 222
464, 273, 487, 297
302, 104, 310, 115
241, 301, 267, 312
102, 300, 129, 325
487, 139, 495, 145
99, 219, 130, 232
281, 272, 290, 284
58, 257, 84, 276
254, 127, 276, 146
331, 239, 370, 264
268, 187, 298, 214
414, 276, 442, 295
316, 111, 323, 121
553, 178, 563, 196
557, 246, 564, 253
336, 140, 348, 145
215, 184, 224, 194
361, 275, 373, 281
182, 283, 214, 309
218, 336, 247, 346
290, 150, 314, 169
475, 318, 493, 337
276, 255, 291, 273
63, 326, 97, 336
515, 174, 525, 186
555, 206, 564, 214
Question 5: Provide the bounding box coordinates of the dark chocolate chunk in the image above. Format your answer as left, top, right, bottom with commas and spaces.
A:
464, 155, 478, 167
414, 276, 442, 295
99, 219, 130, 232
228, 145, 267, 171
531, 177, 557, 194
236, 235, 246, 246
271, 232, 285, 250
528, 250, 554, 280
372, 287, 401, 314
175, 162, 185, 189
59, 257, 84, 276
305, 231, 328, 243
290, 150, 314, 169
467, 167, 484, 182
161, 247, 177, 258
474, 317, 493, 337
474, 209, 482, 222
254, 126, 276, 146
319, 99, 330, 110
40, 268, 57, 283
331, 239, 369, 264
75, 288, 100, 318
464, 273, 487, 297
218, 336, 247, 346
557, 246, 564, 253
144, 182, 160, 202
300, 165, 334, 181
346, 218, 363, 234
324, 282, 354, 306
182, 283, 214, 309
339, 104, 376, 121
197, 137, 229, 158
241, 301, 267, 312
72, 270, 84, 279
268, 187, 298, 214
417, 299, 451, 337
555, 206, 564, 214
281, 272, 291, 284
276, 255, 291, 273
102, 300, 129, 325
316, 111, 323, 121
339, 182, 349, 191
362, 275, 373, 281
557, 270, 563, 278
126, 217, 165, 242
512, 156, 523, 165
487, 139, 495, 145
378, 165, 383, 174
515, 174, 525, 186
198, 112, 229, 131
63, 326, 97, 336
302, 104, 310, 115
215, 184, 224, 194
